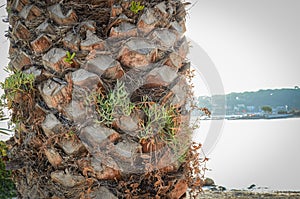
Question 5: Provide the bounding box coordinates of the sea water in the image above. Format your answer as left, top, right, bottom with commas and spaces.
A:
193, 118, 300, 191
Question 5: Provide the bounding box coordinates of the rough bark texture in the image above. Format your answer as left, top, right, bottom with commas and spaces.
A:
4, 0, 202, 198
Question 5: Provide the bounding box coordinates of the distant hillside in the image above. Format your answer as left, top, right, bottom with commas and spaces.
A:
197, 88, 300, 115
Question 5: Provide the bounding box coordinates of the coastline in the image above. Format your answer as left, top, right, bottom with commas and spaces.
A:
197, 113, 299, 120
195, 178, 300, 199
197, 190, 300, 199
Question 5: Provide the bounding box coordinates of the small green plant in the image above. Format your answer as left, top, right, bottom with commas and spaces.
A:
65, 130, 77, 140
94, 81, 134, 126
140, 103, 171, 139
64, 51, 76, 64
0, 141, 16, 198
67, 130, 75, 137
0, 141, 7, 157
139, 101, 179, 140
139, 101, 191, 163
0, 68, 35, 106
130, 1, 144, 14
6, 7, 12, 14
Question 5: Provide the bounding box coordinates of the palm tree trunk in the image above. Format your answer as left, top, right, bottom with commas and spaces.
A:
4, 0, 202, 198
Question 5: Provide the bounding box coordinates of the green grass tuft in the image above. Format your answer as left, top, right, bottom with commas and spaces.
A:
94, 81, 134, 126
64, 51, 76, 64
130, 1, 145, 14
0, 69, 35, 105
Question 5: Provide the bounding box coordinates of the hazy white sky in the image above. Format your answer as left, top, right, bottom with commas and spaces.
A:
0, 0, 299, 94
186, 0, 300, 94
0, 0, 9, 86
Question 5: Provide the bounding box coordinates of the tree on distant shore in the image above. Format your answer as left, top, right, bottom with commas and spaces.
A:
261, 106, 272, 113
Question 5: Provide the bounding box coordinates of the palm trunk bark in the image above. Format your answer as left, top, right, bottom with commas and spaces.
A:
4, 0, 202, 198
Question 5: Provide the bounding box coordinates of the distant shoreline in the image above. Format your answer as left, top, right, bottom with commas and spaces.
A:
196, 190, 300, 199
225, 113, 296, 120
195, 114, 300, 121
